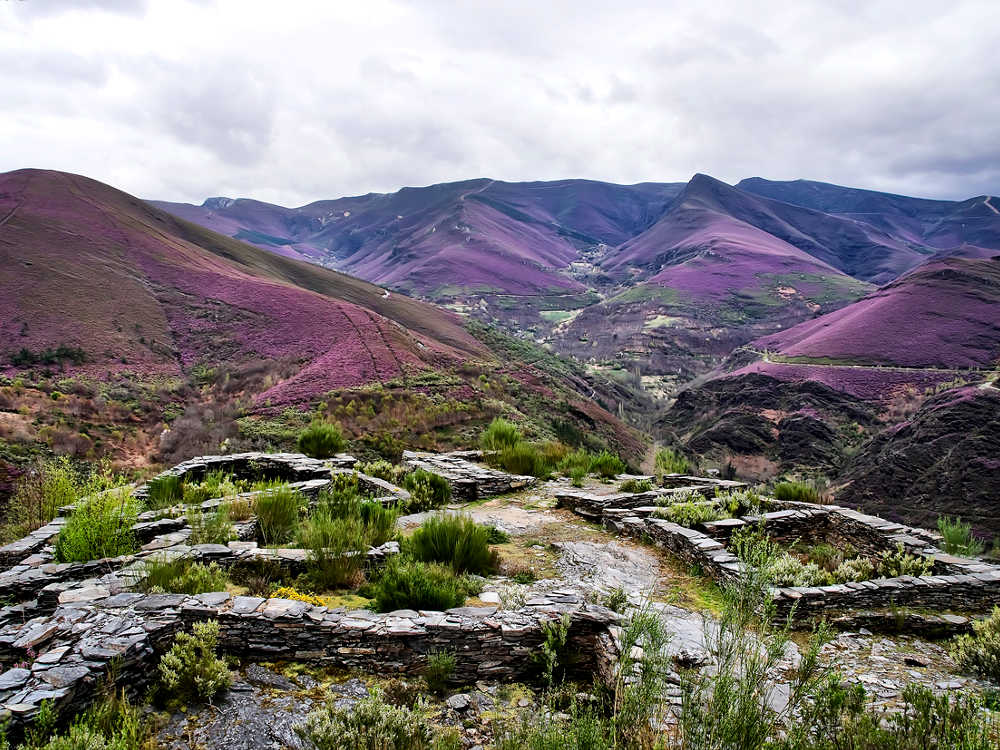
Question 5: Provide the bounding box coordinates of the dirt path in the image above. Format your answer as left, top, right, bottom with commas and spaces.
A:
984, 196, 999, 215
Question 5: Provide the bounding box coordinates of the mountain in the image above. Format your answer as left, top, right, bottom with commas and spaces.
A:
0, 169, 645, 470
153, 179, 684, 299
738, 177, 1000, 252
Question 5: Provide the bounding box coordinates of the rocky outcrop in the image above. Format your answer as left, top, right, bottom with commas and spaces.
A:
838, 386, 1000, 536
403, 451, 536, 499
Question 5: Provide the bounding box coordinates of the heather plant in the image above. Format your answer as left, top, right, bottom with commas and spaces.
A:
401, 469, 451, 511
831, 556, 875, 583
144, 474, 184, 510
142, 557, 229, 595
715, 487, 763, 517
54, 486, 140, 563
937, 515, 985, 557
772, 480, 821, 504
480, 417, 522, 452
253, 484, 304, 545
407, 514, 497, 575
768, 554, 831, 587
294, 687, 440, 750
654, 446, 690, 476
297, 419, 346, 458
589, 450, 626, 479
370, 558, 470, 612
618, 478, 653, 493
157, 620, 231, 705
951, 606, 1000, 681
27, 688, 146, 750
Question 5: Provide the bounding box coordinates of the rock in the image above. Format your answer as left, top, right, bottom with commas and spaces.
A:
446, 693, 472, 711
244, 664, 295, 691
479, 592, 501, 604
0, 668, 31, 690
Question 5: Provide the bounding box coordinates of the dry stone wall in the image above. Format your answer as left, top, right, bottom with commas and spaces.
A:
559, 484, 1000, 626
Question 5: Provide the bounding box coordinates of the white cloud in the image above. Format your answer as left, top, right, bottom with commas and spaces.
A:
1, 0, 997, 204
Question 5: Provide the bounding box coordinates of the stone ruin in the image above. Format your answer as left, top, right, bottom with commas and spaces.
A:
0, 451, 604, 739
557, 480, 1000, 631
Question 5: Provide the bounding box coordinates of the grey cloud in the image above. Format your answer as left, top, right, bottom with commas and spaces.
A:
0, 0, 997, 204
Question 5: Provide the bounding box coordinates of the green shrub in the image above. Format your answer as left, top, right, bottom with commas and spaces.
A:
145, 474, 184, 510
589, 450, 625, 479
297, 420, 347, 458
654, 446, 690, 475
294, 687, 437, 750
831, 556, 875, 583
356, 460, 407, 485
157, 620, 231, 704
557, 449, 592, 478
495, 442, 550, 478
359, 501, 399, 547
407, 514, 497, 575
371, 558, 469, 612
937, 515, 985, 557
496, 706, 610, 750
54, 487, 140, 563
768, 554, 831, 587
618, 478, 653, 493
480, 417, 522, 452
877, 543, 933, 578
715, 488, 763, 517
401, 469, 451, 511
31, 690, 145, 750
253, 484, 304, 545
423, 650, 455, 695
142, 557, 229, 594
296, 507, 368, 589
485, 525, 510, 544
187, 504, 236, 545
772, 480, 821, 504
951, 606, 1000, 681
658, 500, 723, 527
0, 457, 80, 543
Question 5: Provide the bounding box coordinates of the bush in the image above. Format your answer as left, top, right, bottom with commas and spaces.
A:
557, 449, 591, 478
142, 557, 229, 594
423, 650, 455, 695
0, 457, 80, 543
31, 690, 145, 750
937, 515, 985, 557
831, 556, 875, 583
402, 469, 451, 511
951, 606, 1000, 681
254, 484, 304, 545
768, 554, 831, 587
356, 460, 407, 485
359, 501, 399, 547
187, 504, 236, 545
296, 507, 368, 589
157, 620, 231, 704
145, 474, 184, 510
54, 487, 140, 563
654, 446, 690, 475
297, 420, 346, 458
480, 417, 522, 452
589, 450, 625, 479
294, 687, 437, 750
407, 514, 498, 575
657, 500, 723, 527
495, 442, 550, 478
485, 525, 510, 544
772, 480, 820, 504
877, 543, 933, 578
619, 478, 653, 493
371, 558, 469, 612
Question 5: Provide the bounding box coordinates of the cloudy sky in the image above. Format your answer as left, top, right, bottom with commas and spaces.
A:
2, 0, 998, 206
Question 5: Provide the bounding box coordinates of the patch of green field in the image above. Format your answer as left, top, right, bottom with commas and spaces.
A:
642, 314, 684, 331
539, 309, 576, 324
